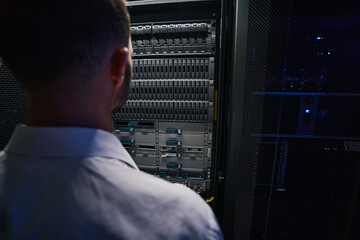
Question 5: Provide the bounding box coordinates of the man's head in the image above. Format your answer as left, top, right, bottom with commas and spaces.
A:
0, 0, 132, 117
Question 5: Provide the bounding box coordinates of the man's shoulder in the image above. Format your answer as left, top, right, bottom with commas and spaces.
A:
93, 158, 212, 218
92, 158, 201, 199
113, 165, 209, 212
84, 158, 222, 239
119, 169, 220, 238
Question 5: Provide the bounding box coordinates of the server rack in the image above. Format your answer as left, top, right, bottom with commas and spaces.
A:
223, 0, 360, 239
112, 0, 226, 202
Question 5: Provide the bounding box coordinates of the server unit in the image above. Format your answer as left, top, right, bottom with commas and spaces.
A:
112, 1, 222, 198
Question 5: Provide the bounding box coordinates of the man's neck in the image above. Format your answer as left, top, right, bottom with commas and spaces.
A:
28, 111, 112, 132
27, 96, 112, 132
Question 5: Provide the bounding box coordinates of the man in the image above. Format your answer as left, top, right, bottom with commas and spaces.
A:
0, 0, 223, 239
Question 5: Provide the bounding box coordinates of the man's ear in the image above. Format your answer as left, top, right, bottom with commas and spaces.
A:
110, 46, 129, 88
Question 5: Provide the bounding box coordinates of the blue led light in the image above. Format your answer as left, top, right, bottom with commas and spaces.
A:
305, 109, 311, 114
316, 37, 321, 40
276, 188, 286, 192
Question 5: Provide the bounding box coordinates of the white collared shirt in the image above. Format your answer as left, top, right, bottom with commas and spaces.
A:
0, 125, 223, 240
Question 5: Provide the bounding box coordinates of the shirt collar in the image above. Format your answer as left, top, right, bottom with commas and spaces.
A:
5, 125, 139, 170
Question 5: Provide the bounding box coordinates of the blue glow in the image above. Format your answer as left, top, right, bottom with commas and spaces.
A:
317, 37, 321, 40
305, 109, 311, 114
277, 188, 286, 192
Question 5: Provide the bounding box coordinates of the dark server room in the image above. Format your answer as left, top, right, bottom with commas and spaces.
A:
0, 0, 360, 239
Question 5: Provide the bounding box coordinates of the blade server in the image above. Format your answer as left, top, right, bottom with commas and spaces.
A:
112, 21, 217, 196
